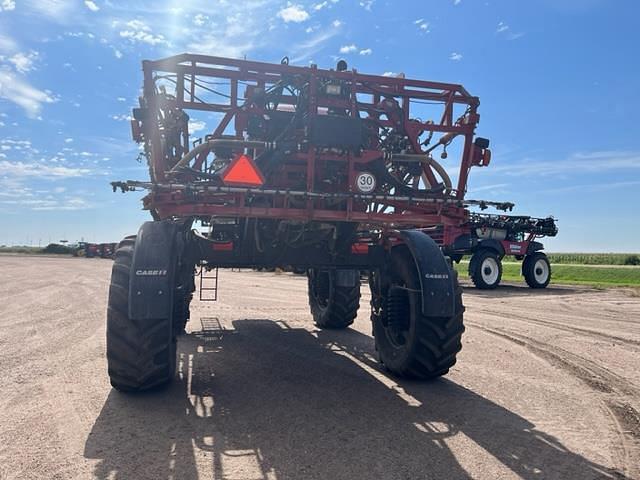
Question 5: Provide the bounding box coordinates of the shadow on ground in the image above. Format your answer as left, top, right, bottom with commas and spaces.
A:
461, 283, 587, 299
84, 320, 626, 480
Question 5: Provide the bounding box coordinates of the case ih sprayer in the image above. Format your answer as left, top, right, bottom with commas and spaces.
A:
108, 54, 557, 392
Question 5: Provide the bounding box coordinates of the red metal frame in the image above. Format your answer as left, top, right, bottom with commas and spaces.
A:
131, 54, 491, 231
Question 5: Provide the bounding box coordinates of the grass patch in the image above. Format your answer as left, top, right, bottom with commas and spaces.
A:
454, 261, 640, 287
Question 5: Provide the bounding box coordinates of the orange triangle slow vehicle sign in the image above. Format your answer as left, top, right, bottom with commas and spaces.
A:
221, 154, 265, 187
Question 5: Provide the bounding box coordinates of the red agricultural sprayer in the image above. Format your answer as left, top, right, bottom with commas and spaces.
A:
108, 54, 556, 392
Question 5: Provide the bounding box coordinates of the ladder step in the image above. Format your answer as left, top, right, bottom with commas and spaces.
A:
199, 265, 219, 301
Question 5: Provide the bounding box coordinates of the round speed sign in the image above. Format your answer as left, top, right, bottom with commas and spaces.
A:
355, 172, 376, 193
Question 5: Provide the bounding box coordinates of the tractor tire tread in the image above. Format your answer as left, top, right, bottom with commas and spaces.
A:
375, 254, 464, 380
106, 237, 175, 393
308, 276, 360, 329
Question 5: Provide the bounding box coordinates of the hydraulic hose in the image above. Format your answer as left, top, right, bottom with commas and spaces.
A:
170, 139, 270, 172
389, 154, 453, 190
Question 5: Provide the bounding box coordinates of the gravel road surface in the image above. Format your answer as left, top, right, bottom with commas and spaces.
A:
0, 255, 639, 479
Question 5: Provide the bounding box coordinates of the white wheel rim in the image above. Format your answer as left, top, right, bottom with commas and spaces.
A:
480, 257, 499, 285
533, 259, 549, 284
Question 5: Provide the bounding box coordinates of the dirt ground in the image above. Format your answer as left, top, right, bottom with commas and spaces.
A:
0, 255, 639, 480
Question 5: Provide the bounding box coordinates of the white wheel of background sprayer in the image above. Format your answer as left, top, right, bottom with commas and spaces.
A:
523, 252, 551, 289
534, 258, 550, 284
481, 257, 500, 286
469, 249, 502, 289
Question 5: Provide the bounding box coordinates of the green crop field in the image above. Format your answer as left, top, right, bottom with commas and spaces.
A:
546, 253, 640, 266
0, 246, 43, 254
455, 260, 640, 288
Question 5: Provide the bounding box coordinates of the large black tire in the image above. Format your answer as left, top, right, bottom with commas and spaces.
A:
106, 236, 176, 392
173, 291, 192, 336
523, 252, 551, 288
307, 269, 360, 329
469, 249, 502, 289
371, 248, 464, 379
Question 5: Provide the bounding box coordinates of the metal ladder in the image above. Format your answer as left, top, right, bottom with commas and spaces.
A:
199, 265, 219, 301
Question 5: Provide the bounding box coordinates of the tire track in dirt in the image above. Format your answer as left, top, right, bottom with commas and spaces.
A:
467, 321, 640, 479
474, 309, 640, 348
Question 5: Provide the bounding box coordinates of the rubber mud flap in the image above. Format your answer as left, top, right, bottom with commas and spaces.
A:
398, 230, 456, 318
128, 221, 178, 320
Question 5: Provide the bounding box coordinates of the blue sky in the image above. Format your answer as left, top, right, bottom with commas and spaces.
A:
0, 0, 638, 251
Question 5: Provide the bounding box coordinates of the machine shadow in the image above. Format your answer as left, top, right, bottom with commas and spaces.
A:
84, 320, 626, 480
461, 283, 585, 298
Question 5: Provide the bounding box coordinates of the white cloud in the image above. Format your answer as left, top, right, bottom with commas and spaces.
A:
186, 7, 267, 58
188, 119, 206, 134
188, 34, 252, 59
0, 0, 16, 11
382, 71, 396, 77
24, 0, 76, 22
110, 114, 132, 121
277, 4, 310, 23
359, 0, 374, 10
64, 31, 94, 39
84, 0, 99, 12
467, 183, 510, 195
0, 69, 56, 117
543, 180, 640, 195
0, 33, 17, 52
454, 0, 461, 4
339, 44, 357, 54
113, 49, 123, 59
414, 18, 430, 32
290, 29, 338, 63
1, 140, 34, 152
313, 1, 327, 10
119, 20, 168, 46
116, 97, 126, 102
193, 13, 208, 26
493, 151, 640, 177
103, 2, 313, 63
359, 48, 372, 55
8, 51, 39, 73
332, 19, 342, 28
450, 52, 463, 61
497, 21, 524, 40
0, 160, 90, 179
1, 196, 94, 211
64, 138, 73, 143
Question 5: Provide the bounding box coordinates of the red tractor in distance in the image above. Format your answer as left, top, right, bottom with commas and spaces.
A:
98, 243, 117, 259
108, 54, 553, 392
71, 242, 100, 258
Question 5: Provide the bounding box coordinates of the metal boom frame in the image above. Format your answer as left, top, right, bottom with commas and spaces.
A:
124, 54, 498, 233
